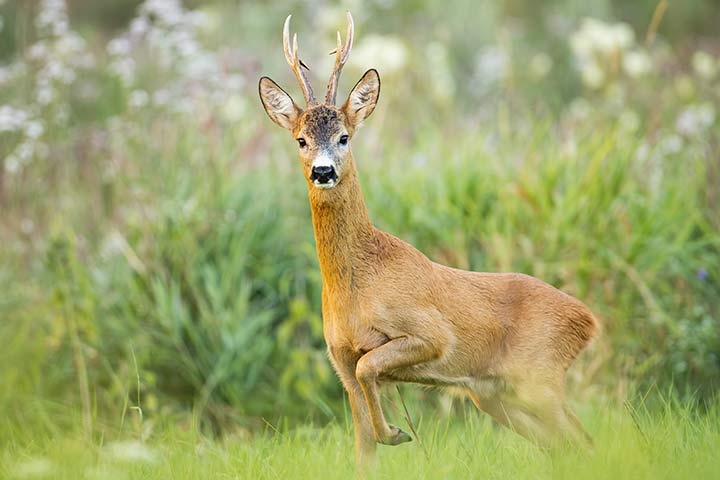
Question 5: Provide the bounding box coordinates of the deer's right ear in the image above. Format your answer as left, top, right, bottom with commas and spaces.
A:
259, 77, 302, 131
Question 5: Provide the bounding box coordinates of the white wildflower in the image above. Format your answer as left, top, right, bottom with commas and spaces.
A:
4, 155, 20, 174
221, 95, 247, 122
59, 66, 76, 84
105, 441, 158, 464
170, 97, 194, 115
35, 0, 69, 36
352, 35, 408, 76
37, 85, 55, 105
129, 90, 150, 109
100, 230, 126, 258
56, 32, 86, 55
473, 46, 508, 92
426, 42, 455, 101
54, 107, 69, 123
21, 218, 35, 234
225, 74, 245, 91
174, 32, 199, 57
635, 142, 650, 162
658, 134, 683, 155
107, 37, 132, 56
569, 97, 591, 119
674, 74, 696, 100
153, 89, 171, 106
623, 50, 652, 78
580, 61, 605, 89
45, 60, 64, 80
74, 52, 96, 69
28, 42, 49, 61
25, 121, 44, 139
109, 57, 136, 85
11, 457, 55, 478
16, 142, 34, 161
192, 7, 220, 35
0, 106, 29, 132
180, 53, 214, 78
412, 153, 428, 167
570, 18, 639, 88
141, 0, 185, 27
317, 6, 346, 34
676, 103, 716, 136
529, 53, 553, 79
692, 51, 718, 80
571, 18, 634, 57
130, 17, 150, 36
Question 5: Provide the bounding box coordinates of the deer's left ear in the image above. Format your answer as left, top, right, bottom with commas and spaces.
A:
342, 69, 380, 128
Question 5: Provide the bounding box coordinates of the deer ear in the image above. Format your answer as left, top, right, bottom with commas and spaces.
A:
259, 76, 302, 130
342, 69, 380, 127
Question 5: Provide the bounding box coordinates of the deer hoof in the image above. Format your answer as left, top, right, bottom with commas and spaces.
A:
380, 424, 412, 446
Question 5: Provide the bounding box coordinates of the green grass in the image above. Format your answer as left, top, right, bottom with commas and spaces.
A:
2, 398, 719, 479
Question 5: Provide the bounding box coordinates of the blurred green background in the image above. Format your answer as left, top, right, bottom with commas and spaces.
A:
1, 0, 718, 444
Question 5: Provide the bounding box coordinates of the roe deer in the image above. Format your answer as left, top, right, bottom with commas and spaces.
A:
259, 12, 598, 467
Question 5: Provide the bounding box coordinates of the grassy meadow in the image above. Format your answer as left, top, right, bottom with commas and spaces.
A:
3, 398, 720, 479
1, 0, 719, 478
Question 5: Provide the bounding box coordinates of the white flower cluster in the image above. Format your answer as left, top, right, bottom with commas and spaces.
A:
351, 34, 409, 77
1, 0, 93, 174
472, 46, 509, 93
676, 103, 716, 137
106, 0, 245, 118
692, 51, 719, 81
35, 0, 69, 37
570, 18, 651, 89
2, 0, 250, 175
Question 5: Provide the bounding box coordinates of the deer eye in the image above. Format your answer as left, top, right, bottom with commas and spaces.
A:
297, 138, 307, 148
339, 135, 348, 146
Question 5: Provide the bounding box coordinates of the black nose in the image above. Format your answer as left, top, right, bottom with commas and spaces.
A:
310, 165, 337, 184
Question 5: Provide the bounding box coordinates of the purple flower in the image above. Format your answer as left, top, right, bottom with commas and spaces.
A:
697, 268, 708, 281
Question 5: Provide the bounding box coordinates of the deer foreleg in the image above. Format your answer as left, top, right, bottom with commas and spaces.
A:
330, 354, 378, 468
355, 336, 438, 445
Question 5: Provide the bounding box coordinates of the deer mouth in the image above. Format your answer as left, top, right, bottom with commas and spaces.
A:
313, 178, 337, 189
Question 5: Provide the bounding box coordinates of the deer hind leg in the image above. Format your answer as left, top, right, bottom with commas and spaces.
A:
563, 403, 594, 448
511, 379, 595, 448
468, 391, 555, 446
469, 381, 592, 449
355, 336, 438, 446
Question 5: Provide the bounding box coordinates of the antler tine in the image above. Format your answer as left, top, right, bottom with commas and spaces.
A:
325, 11, 354, 105
282, 15, 316, 105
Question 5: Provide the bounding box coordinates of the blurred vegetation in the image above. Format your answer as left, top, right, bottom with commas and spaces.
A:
0, 0, 719, 444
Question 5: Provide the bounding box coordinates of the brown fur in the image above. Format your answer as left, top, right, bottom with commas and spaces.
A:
260, 39, 598, 470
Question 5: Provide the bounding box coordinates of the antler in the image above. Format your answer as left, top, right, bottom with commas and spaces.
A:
283, 15, 316, 105
325, 11, 354, 105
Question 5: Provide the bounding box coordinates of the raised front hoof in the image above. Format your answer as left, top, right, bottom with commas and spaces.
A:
378, 424, 412, 446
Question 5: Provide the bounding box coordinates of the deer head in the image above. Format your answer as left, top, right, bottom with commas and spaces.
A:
259, 13, 380, 190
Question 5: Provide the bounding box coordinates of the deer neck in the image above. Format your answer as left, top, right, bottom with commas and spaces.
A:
307, 156, 374, 292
